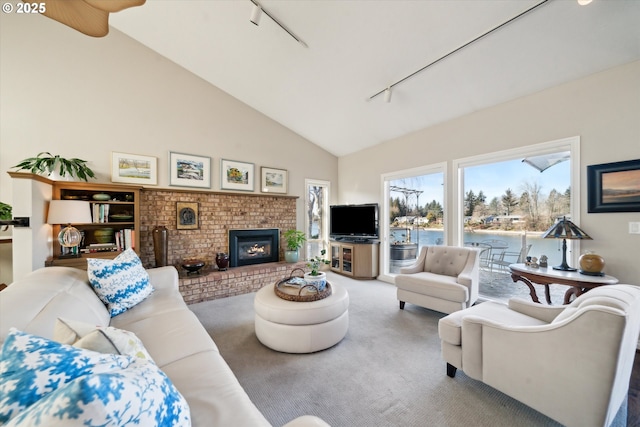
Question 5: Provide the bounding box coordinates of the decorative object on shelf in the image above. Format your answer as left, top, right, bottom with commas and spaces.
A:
176, 202, 199, 230
152, 226, 168, 267
283, 229, 306, 263
220, 159, 254, 192
109, 214, 134, 222
92, 193, 111, 201
111, 152, 157, 185
539, 255, 548, 268
215, 253, 229, 271
37, 0, 146, 38
169, 152, 211, 189
541, 216, 592, 271
181, 259, 205, 275
579, 252, 605, 276
94, 228, 115, 244
47, 200, 92, 258
260, 167, 288, 194
587, 158, 640, 213
12, 152, 96, 181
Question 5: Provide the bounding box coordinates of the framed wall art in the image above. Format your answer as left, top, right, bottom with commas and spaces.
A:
169, 152, 211, 188
261, 167, 288, 194
587, 158, 640, 213
176, 202, 199, 230
220, 159, 254, 192
111, 152, 157, 185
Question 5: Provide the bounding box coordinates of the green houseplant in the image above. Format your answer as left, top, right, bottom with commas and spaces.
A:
283, 229, 306, 263
12, 152, 96, 181
307, 249, 330, 276
0, 202, 11, 231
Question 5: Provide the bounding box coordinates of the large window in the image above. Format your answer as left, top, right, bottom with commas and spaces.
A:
454, 137, 580, 302
305, 179, 330, 259
380, 164, 446, 280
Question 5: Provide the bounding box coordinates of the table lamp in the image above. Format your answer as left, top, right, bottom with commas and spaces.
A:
47, 200, 92, 258
541, 216, 592, 271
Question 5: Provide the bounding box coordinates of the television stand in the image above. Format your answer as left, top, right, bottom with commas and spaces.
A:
329, 240, 379, 279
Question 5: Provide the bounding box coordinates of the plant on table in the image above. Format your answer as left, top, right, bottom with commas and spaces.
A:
307, 249, 330, 276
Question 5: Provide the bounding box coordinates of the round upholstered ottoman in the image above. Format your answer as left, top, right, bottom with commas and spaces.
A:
254, 282, 349, 353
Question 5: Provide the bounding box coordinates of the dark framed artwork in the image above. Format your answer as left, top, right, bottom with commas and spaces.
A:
587, 159, 640, 213
176, 202, 199, 230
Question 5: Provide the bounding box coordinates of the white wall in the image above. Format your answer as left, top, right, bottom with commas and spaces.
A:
0, 12, 339, 283
339, 61, 640, 284
0, 10, 338, 247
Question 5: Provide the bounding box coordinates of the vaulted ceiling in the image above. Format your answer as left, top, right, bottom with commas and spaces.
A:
109, 1, 640, 157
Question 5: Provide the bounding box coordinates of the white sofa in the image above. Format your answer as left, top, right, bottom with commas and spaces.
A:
0, 266, 330, 427
438, 284, 640, 427
395, 245, 480, 314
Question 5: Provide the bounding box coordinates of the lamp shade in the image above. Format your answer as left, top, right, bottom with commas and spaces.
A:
541, 216, 592, 241
541, 216, 591, 271
47, 200, 92, 225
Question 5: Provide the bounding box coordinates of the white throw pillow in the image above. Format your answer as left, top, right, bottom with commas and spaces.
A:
87, 248, 153, 317
54, 318, 154, 362
0, 328, 190, 427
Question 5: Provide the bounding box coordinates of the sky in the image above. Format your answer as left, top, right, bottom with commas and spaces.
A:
390, 157, 571, 208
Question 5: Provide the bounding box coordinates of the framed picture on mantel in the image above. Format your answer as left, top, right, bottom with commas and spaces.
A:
588, 159, 640, 213
261, 167, 288, 194
221, 159, 254, 192
111, 152, 157, 185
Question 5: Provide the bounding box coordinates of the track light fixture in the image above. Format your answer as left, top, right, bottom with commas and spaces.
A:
384, 87, 392, 103
249, 0, 308, 48
368, 0, 551, 102
250, 3, 262, 25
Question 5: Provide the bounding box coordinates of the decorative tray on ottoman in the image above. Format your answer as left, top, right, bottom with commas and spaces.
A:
274, 268, 332, 302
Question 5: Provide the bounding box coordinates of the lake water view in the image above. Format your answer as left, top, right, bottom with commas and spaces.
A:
392, 229, 565, 266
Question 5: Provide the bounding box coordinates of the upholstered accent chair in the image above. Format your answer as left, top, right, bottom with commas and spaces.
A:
394, 245, 480, 314
438, 284, 640, 427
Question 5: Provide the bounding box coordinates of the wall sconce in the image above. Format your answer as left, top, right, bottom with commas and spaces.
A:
47, 200, 92, 258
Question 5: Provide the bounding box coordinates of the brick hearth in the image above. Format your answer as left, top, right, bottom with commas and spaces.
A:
179, 261, 306, 304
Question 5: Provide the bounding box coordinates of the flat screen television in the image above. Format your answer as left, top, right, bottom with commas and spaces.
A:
330, 203, 379, 240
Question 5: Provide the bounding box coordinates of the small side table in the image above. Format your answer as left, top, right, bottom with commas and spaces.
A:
509, 263, 619, 304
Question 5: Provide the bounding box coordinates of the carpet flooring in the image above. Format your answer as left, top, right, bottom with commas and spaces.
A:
188, 272, 617, 427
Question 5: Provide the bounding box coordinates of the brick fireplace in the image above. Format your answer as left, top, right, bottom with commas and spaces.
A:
138, 189, 298, 304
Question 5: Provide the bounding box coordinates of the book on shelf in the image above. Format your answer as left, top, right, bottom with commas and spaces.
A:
92, 203, 110, 223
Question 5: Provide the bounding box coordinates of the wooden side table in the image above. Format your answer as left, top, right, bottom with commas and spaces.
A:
509, 263, 619, 304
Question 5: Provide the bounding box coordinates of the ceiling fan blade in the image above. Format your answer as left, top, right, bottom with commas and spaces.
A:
83, 0, 146, 13
41, 0, 109, 37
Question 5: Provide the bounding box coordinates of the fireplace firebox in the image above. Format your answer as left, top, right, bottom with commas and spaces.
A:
229, 229, 280, 267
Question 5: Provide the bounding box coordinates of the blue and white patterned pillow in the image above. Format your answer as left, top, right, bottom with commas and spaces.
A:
0, 328, 190, 426
87, 248, 153, 317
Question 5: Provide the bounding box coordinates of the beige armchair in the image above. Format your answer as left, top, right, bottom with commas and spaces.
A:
438, 284, 640, 427
394, 245, 480, 314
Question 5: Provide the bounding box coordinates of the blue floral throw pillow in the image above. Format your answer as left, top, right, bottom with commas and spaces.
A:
87, 248, 153, 317
0, 329, 190, 426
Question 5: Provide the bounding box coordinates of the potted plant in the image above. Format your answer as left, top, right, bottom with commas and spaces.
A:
0, 202, 11, 231
12, 152, 96, 181
305, 249, 330, 291
283, 229, 306, 263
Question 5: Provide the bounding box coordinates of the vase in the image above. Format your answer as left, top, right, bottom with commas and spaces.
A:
284, 249, 299, 263
579, 252, 605, 276
216, 252, 229, 271
304, 272, 327, 291
152, 226, 168, 267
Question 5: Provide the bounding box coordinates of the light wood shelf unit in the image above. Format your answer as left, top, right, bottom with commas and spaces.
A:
47, 181, 142, 269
